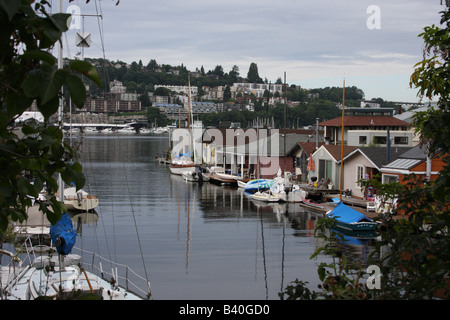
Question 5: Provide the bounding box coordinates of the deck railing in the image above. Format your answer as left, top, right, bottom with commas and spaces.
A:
71, 246, 152, 299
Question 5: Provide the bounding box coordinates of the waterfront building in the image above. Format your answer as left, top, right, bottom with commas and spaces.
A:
341, 146, 412, 199
319, 115, 412, 147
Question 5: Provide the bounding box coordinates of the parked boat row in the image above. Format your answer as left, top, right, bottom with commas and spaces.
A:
64, 126, 168, 135
159, 151, 379, 232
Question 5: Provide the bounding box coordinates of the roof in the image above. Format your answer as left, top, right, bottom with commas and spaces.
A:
346, 147, 413, 169
313, 145, 358, 162
287, 141, 325, 156
382, 158, 423, 170
319, 116, 410, 128
394, 106, 429, 124
397, 144, 428, 159
220, 132, 308, 156
380, 144, 429, 171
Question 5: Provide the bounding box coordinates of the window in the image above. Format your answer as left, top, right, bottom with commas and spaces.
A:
319, 159, 333, 182
356, 165, 364, 188
394, 136, 408, 145
359, 136, 367, 145
382, 174, 399, 184
373, 136, 387, 144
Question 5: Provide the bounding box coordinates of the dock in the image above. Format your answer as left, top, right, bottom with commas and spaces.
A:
298, 191, 380, 220
322, 193, 372, 208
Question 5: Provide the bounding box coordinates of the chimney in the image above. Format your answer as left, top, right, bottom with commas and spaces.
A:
387, 127, 391, 163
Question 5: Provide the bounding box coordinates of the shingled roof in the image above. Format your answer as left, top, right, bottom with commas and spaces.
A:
343, 147, 413, 169
313, 145, 358, 162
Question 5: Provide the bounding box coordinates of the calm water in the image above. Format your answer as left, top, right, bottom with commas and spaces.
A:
74, 135, 375, 300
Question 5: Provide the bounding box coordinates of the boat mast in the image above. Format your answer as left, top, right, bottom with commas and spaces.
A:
57, 0, 64, 202
339, 79, 345, 201
187, 76, 192, 155
283, 72, 286, 184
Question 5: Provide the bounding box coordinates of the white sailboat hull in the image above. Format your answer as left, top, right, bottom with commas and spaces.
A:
169, 163, 195, 175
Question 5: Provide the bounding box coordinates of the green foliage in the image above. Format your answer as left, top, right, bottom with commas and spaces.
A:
147, 106, 170, 127
309, 86, 364, 106
0, 1, 100, 231
247, 62, 263, 83
280, 218, 376, 300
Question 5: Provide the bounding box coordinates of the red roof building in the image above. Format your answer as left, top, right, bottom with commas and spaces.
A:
319, 116, 411, 146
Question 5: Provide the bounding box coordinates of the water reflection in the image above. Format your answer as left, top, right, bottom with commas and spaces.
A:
68, 211, 99, 236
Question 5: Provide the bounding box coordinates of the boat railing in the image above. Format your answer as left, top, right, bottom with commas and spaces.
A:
0, 236, 37, 296
72, 246, 152, 299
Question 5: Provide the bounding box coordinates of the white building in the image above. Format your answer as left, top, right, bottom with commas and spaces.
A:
154, 85, 198, 97
110, 80, 126, 93
233, 82, 283, 98
347, 130, 414, 147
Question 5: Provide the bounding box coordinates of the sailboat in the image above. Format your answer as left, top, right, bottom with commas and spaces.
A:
2, 213, 146, 300
169, 153, 195, 175
169, 77, 195, 175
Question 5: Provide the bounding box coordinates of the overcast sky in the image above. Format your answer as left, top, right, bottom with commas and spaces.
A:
60, 0, 445, 103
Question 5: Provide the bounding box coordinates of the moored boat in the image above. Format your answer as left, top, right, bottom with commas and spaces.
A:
326, 201, 377, 231
206, 167, 238, 186
248, 190, 280, 202
169, 160, 195, 175
182, 168, 209, 182
301, 196, 325, 210
241, 179, 273, 193
1, 230, 147, 300
58, 187, 99, 211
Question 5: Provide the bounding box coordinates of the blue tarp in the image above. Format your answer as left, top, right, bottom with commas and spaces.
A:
327, 202, 373, 224
244, 179, 273, 191
50, 213, 77, 255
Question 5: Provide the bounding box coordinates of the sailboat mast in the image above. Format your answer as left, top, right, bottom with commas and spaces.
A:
187, 76, 191, 153
339, 79, 345, 201
57, 0, 64, 202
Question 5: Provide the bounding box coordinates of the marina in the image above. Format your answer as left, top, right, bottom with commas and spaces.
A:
52, 135, 379, 299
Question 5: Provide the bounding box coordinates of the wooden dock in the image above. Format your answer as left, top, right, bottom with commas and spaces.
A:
299, 192, 381, 220
322, 193, 371, 208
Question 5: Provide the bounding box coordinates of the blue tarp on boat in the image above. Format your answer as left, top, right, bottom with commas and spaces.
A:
244, 179, 273, 191
327, 201, 373, 224
50, 213, 76, 255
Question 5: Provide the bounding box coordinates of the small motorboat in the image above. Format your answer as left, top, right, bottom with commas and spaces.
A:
326, 201, 377, 231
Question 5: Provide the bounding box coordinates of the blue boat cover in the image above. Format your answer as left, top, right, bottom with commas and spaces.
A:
50, 213, 77, 255
327, 202, 373, 224
244, 179, 273, 190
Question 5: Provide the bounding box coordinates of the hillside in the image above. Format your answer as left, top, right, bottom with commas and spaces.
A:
80, 57, 374, 128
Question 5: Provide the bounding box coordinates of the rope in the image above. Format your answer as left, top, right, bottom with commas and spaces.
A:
116, 133, 152, 298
